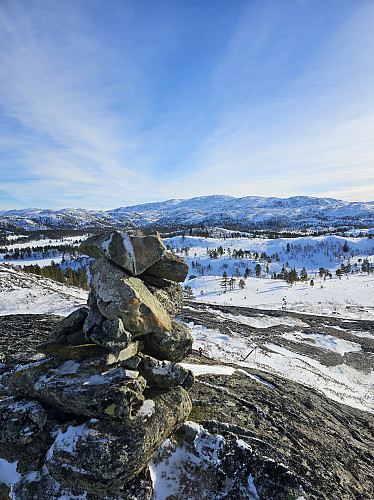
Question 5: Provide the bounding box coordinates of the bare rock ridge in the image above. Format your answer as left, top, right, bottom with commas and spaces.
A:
0, 231, 193, 499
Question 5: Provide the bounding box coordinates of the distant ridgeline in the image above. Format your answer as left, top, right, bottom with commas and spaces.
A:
1, 195, 374, 233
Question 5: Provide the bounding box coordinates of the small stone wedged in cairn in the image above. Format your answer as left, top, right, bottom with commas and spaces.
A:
45, 306, 88, 344
145, 252, 189, 282
139, 355, 195, 390
0, 230, 194, 498
89, 317, 133, 353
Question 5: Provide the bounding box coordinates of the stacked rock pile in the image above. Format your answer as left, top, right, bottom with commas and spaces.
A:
0, 231, 194, 499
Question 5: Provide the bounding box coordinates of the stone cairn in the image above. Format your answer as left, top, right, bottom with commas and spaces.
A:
0, 231, 194, 498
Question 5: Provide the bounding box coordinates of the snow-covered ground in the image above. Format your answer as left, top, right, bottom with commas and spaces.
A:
182, 321, 374, 413
2, 231, 373, 320
185, 273, 374, 320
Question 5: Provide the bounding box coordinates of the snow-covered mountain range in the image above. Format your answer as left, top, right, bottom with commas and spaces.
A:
1, 195, 374, 231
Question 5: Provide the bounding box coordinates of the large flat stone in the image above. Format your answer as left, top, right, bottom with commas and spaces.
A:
37, 341, 140, 364
79, 231, 166, 275
4, 358, 146, 422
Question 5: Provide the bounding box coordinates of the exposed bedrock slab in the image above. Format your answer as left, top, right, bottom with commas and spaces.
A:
143, 320, 193, 362
140, 355, 194, 390
45, 387, 192, 496
79, 231, 166, 275
89, 258, 171, 334
4, 358, 147, 421
145, 252, 189, 282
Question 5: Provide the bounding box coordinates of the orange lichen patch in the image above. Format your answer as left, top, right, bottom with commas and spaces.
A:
13, 360, 49, 379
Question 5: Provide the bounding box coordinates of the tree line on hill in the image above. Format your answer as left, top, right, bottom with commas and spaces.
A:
22, 263, 88, 289
1, 244, 80, 261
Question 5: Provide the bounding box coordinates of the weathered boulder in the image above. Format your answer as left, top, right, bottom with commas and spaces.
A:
0, 421, 59, 474
79, 231, 166, 275
0, 398, 60, 473
89, 258, 171, 334
4, 358, 147, 422
46, 306, 88, 344
89, 318, 132, 353
140, 355, 194, 390
45, 387, 192, 497
145, 252, 189, 282
144, 320, 193, 362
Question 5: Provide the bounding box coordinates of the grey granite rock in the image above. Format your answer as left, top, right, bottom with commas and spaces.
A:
89, 317, 132, 353
4, 358, 146, 422
145, 252, 189, 282
0, 397, 47, 444
46, 306, 88, 344
140, 355, 194, 390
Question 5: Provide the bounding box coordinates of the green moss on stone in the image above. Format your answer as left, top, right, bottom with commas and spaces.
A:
105, 404, 116, 416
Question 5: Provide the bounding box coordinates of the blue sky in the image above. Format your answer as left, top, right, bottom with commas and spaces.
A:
0, 0, 373, 210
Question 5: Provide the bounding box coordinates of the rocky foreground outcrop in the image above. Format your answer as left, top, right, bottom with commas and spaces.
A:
1, 310, 374, 499
0, 231, 194, 499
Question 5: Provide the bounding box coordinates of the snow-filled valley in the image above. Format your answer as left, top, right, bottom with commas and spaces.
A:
164, 232, 374, 320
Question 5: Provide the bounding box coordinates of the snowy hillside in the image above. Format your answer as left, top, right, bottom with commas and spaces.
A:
166, 233, 374, 320
0, 264, 88, 316
1, 195, 374, 231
